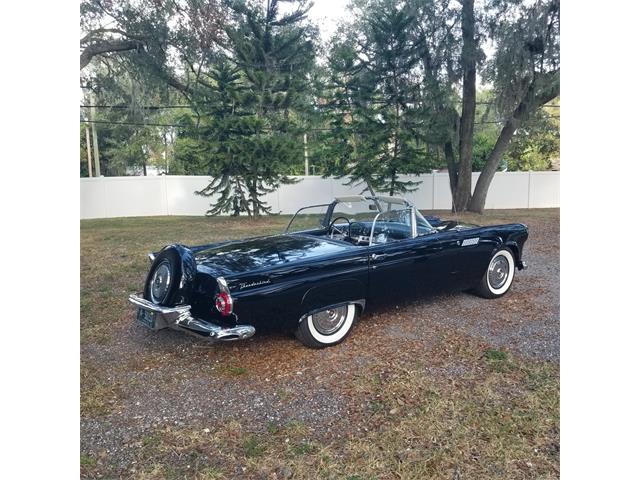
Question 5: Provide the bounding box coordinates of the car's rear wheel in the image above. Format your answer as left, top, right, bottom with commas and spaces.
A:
296, 303, 358, 348
474, 248, 516, 299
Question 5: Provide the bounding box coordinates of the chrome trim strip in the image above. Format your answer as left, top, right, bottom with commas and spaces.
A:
128, 294, 255, 341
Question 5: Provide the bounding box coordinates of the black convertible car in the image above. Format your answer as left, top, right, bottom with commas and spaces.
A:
129, 195, 528, 348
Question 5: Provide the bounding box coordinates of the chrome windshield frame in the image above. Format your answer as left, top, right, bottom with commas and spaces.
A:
284, 196, 433, 237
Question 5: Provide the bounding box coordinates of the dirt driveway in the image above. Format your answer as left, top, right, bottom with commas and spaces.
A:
81, 209, 559, 479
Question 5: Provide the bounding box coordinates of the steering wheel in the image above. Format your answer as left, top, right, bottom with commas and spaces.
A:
328, 216, 351, 239
349, 221, 366, 237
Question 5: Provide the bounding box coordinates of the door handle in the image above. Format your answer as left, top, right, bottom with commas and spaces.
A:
371, 253, 387, 261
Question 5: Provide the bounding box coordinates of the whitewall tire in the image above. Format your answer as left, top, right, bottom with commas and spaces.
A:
295, 303, 358, 348
475, 248, 516, 299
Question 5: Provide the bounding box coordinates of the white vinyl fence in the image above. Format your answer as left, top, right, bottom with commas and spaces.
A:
80, 172, 559, 219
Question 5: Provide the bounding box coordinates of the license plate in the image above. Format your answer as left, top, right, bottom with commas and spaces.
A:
136, 308, 156, 330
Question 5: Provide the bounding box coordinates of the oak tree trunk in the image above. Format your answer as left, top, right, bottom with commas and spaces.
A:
444, 140, 457, 196
467, 119, 519, 213
452, 0, 477, 212
468, 71, 560, 213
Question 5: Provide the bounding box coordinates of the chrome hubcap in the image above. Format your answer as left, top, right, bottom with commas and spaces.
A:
312, 305, 348, 335
488, 255, 510, 289
150, 260, 172, 304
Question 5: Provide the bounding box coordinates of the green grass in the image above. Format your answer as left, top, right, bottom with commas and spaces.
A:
80, 453, 96, 467
243, 435, 267, 457
290, 441, 316, 456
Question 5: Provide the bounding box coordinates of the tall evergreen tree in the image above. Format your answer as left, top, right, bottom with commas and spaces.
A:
319, 32, 382, 195
321, 0, 426, 196
364, 0, 424, 195
190, 0, 316, 216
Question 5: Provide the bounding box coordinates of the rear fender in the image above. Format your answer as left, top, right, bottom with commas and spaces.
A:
172, 244, 197, 304
503, 226, 529, 270
300, 279, 367, 319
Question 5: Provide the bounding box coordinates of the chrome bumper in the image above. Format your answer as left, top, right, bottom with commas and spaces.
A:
128, 294, 255, 341
517, 260, 528, 271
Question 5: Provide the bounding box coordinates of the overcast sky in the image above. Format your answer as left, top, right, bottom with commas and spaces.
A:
305, 0, 351, 43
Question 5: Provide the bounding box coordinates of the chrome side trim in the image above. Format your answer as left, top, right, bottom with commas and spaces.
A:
128, 294, 255, 341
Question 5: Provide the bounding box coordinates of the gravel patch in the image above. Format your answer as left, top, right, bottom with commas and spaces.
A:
81, 209, 559, 475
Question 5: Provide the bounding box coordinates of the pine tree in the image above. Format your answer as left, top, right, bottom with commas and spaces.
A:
365, 0, 424, 195
321, 0, 425, 196
189, 0, 315, 216
188, 63, 252, 216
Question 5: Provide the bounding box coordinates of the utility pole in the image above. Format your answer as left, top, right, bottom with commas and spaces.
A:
85, 124, 93, 177
164, 130, 169, 174
303, 133, 309, 176
90, 95, 101, 176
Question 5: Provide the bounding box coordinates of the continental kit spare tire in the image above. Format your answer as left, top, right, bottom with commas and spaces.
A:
143, 245, 196, 307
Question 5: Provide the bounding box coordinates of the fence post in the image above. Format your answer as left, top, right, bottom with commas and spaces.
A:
527, 171, 533, 208
163, 175, 169, 215
102, 177, 108, 218
431, 173, 435, 210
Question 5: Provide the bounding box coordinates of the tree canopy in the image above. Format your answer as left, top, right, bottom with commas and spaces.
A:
80, 0, 560, 214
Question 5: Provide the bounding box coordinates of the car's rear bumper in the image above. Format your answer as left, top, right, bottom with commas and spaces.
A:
128, 294, 255, 341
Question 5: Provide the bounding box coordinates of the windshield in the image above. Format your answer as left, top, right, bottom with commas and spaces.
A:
284, 204, 331, 233
285, 196, 435, 238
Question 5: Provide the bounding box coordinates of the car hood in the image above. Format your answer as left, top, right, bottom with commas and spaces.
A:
192, 234, 353, 277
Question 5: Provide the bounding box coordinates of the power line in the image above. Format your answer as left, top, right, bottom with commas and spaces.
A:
81, 102, 560, 110
81, 114, 559, 129
81, 119, 183, 127
80, 104, 191, 110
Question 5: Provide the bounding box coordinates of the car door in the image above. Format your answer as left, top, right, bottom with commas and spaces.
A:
420, 227, 495, 291
367, 238, 422, 304
368, 227, 495, 302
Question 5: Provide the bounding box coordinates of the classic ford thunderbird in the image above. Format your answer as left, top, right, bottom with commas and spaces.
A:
129, 196, 528, 348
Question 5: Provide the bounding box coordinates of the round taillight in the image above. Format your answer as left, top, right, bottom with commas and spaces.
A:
215, 292, 233, 316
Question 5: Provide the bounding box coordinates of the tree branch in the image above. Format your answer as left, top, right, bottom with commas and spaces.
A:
80, 39, 142, 69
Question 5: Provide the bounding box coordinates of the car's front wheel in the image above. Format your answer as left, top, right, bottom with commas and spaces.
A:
474, 248, 516, 299
295, 303, 358, 348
